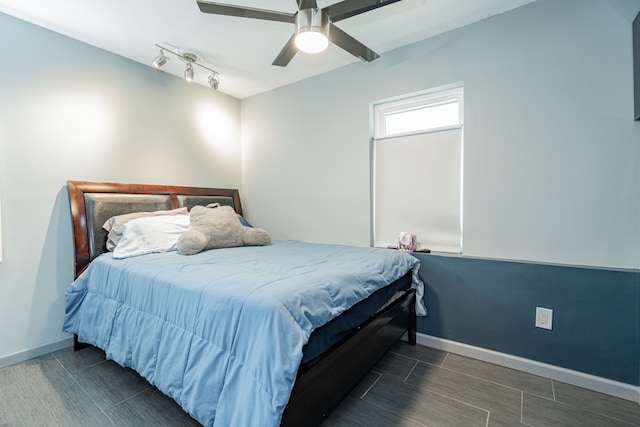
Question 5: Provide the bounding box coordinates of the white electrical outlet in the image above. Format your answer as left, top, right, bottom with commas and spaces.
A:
535, 307, 553, 330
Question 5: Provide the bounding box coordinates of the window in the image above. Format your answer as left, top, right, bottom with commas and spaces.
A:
371, 84, 463, 253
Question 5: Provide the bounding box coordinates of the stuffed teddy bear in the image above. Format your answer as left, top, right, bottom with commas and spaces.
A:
177, 204, 271, 255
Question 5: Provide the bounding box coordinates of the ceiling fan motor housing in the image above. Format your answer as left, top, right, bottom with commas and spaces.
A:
295, 8, 330, 43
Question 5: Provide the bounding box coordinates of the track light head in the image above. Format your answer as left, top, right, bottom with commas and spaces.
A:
208, 73, 220, 90
153, 49, 168, 68
184, 62, 194, 82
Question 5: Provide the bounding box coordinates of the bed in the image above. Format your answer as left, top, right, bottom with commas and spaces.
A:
63, 180, 425, 427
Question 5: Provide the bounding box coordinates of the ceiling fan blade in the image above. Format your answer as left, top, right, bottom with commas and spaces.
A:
197, 0, 294, 23
272, 34, 298, 67
297, 0, 318, 9
329, 23, 379, 62
325, 0, 402, 23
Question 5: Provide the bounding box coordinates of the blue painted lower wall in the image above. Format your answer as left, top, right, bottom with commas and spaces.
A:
412, 253, 640, 387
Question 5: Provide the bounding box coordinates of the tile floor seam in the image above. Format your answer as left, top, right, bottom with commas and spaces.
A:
78, 360, 110, 372
415, 361, 534, 424
402, 376, 493, 417
430, 362, 526, 394
520, 419, 536, 427
404, 360, 419, 383
102, 385, 154, 410
388, 350, 446, 369
51, 351, 117, 425
360, 372, 382, 399
54, 351, 110, 374
524, 392, 638, 426
388, 350, 429, 364
433, 360, 556, 399
357, 397, 431, 427
440, 352, 450, 368
388, 350, 419, 362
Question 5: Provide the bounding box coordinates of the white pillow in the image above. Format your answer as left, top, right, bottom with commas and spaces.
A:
103, 207, 188, 251
113, 215, 191, 259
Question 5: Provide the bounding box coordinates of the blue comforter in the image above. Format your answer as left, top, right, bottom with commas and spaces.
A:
63, 240, 424, 427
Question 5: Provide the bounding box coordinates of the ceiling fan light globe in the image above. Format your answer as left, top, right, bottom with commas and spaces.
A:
294, 8, 330, 54
295, 30, 329, 53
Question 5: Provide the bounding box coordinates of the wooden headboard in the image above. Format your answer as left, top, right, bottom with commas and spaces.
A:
67, 181, 242, 279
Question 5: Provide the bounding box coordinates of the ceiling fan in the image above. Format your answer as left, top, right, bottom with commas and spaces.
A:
196, 0, 402, 66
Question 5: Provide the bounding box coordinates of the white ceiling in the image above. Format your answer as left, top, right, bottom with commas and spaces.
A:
0, 0, 536, 99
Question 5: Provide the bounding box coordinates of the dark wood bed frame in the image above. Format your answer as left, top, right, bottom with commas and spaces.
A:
67, 180, 416, 427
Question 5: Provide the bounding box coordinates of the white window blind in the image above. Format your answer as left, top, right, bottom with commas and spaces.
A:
372, 85, 463, 253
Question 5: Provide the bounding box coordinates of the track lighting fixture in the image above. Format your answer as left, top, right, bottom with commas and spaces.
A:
152, 43, 221, 90
184, 62, 194, 82
208, 73, 220, 90
152, 49, 168, 68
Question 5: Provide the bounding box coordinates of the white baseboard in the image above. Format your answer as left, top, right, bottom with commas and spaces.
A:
0, 336, 74, 369
415, 333, 640, 405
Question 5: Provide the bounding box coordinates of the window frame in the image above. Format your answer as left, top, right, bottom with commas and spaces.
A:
374, 86, 464, 140
370, 83, 464, 253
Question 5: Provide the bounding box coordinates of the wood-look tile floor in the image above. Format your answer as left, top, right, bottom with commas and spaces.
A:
0, 342, 638, 426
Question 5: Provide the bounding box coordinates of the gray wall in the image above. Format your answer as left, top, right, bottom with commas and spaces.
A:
241, 0, 640, 386
0, 12, 242, 362
242, 0, 640, 270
